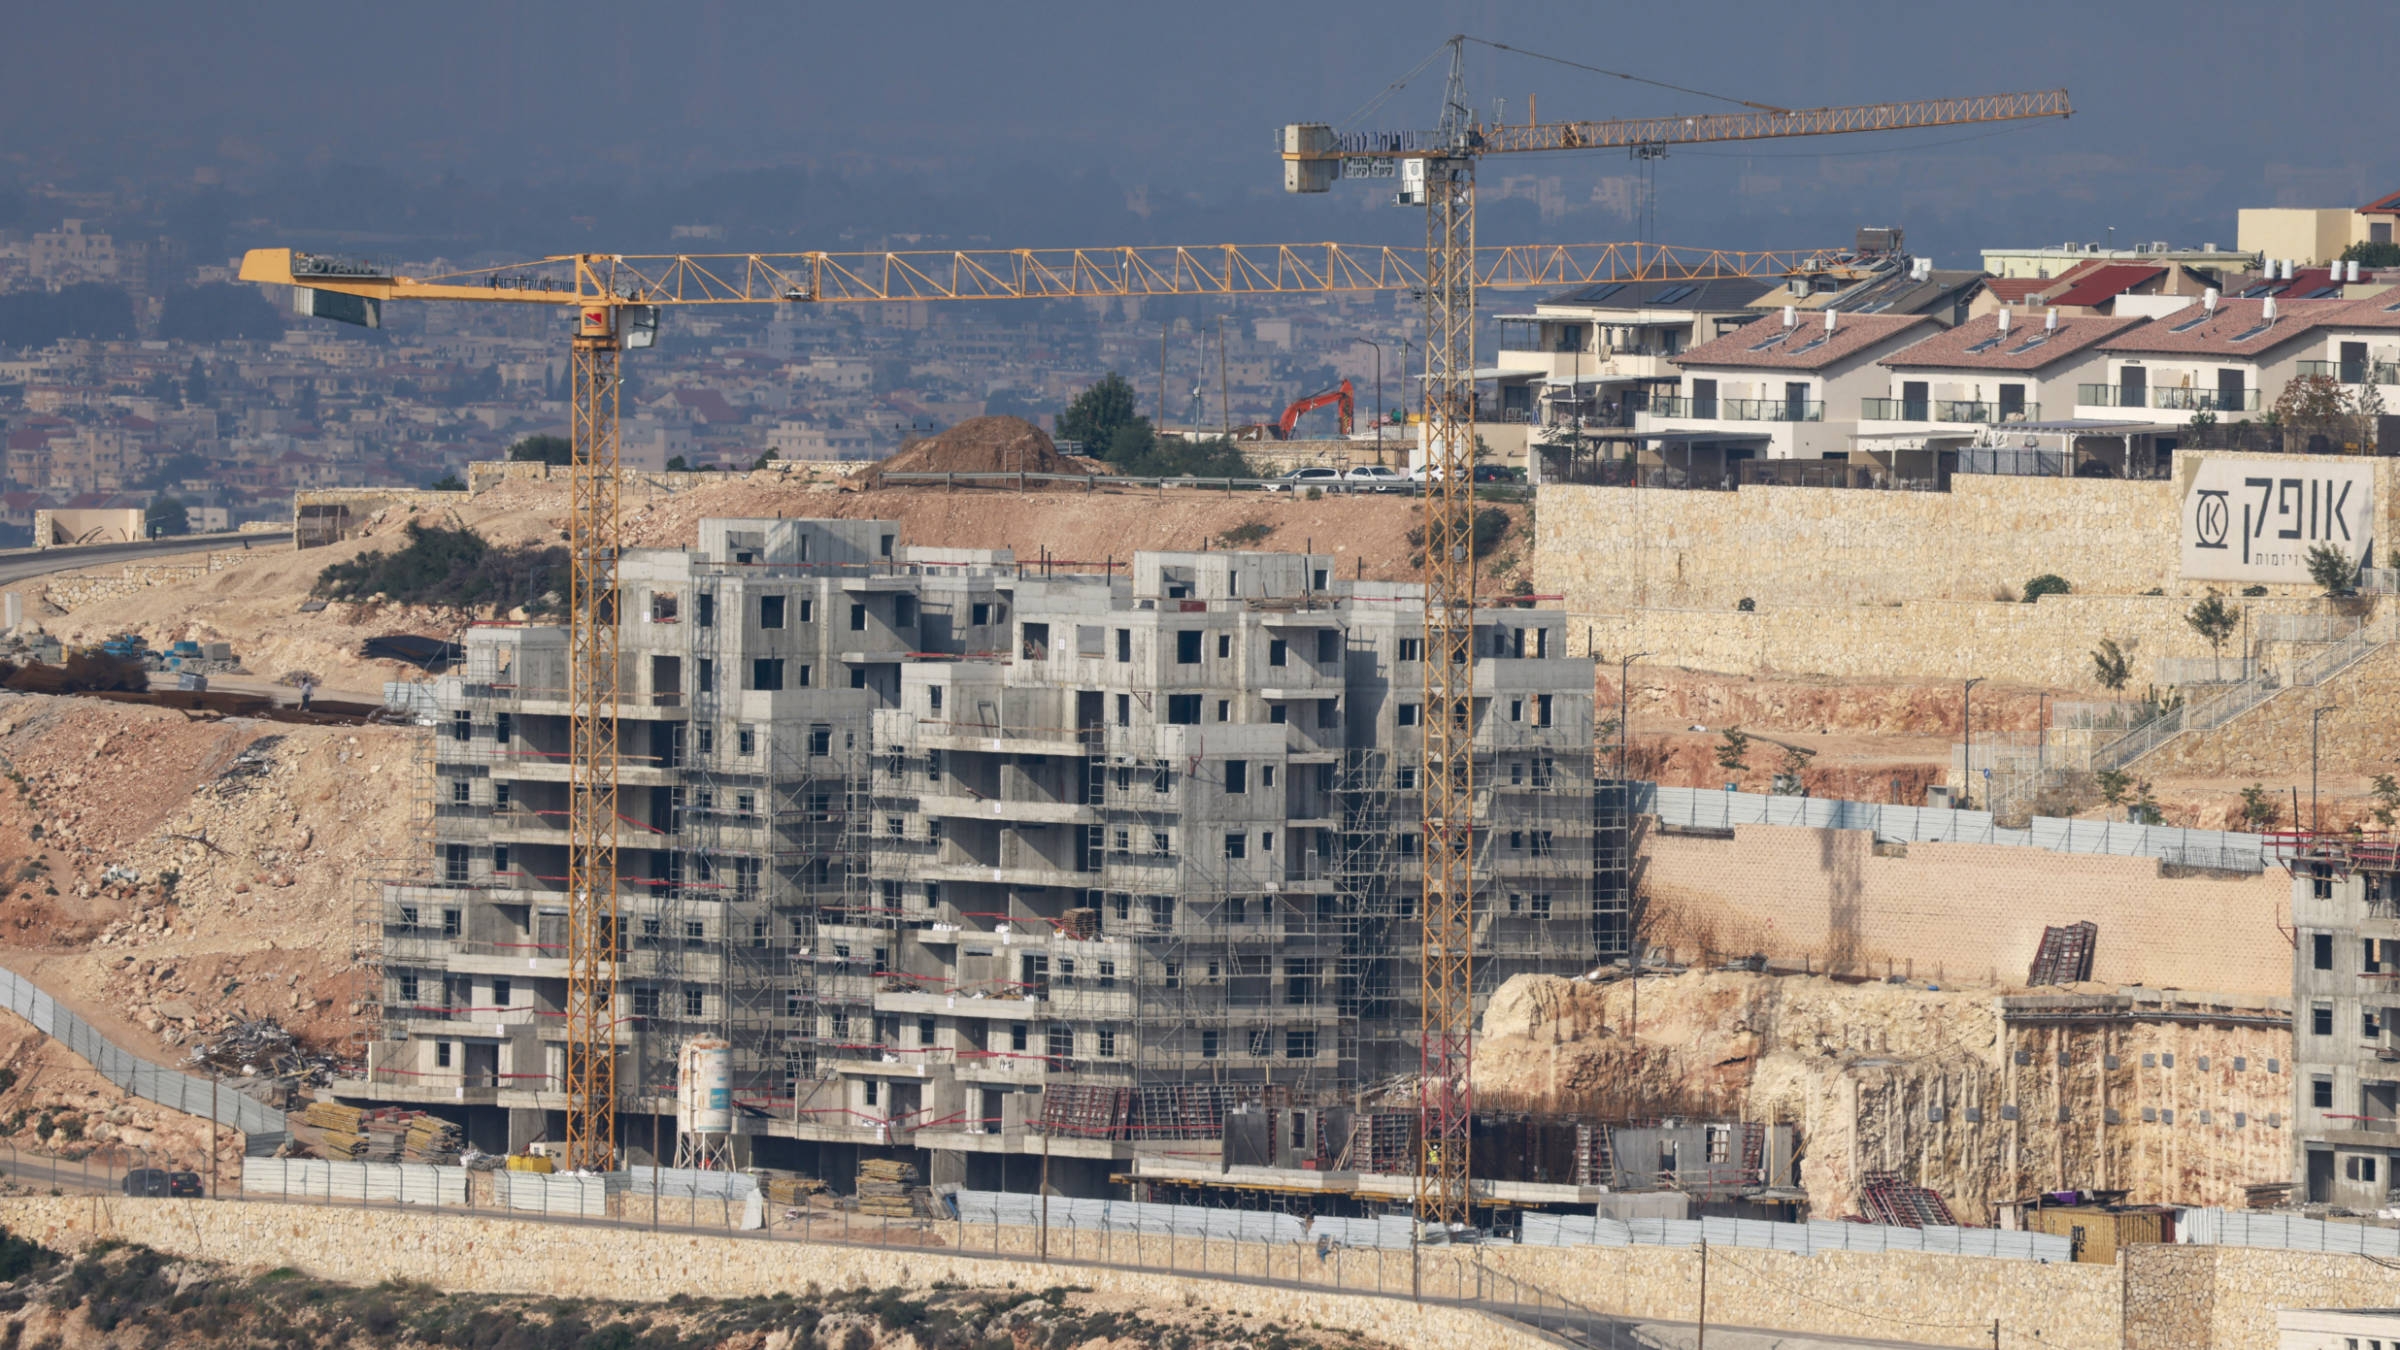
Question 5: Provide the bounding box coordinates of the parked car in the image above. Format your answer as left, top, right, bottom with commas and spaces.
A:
1267, 466, 1345, 493
1407, 462, 1522, 484
122, 1168, 173, 1197
1341, 465, 1407, 493
168, 1171, 204, 1197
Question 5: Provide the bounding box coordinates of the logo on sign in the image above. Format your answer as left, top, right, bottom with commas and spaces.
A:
2193, 490, 2230, 550
2181, 456, 2376, 583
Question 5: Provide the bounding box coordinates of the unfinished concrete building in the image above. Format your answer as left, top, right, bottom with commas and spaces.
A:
354, 520, 1628, 1193
2289, 849, 2400, 1207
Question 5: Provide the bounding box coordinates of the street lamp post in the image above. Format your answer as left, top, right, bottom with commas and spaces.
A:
1962, 678, 1985, 811
1352, 338, 1386, 466
2313, 705, 2339, 833
1618, 650, 1653, 781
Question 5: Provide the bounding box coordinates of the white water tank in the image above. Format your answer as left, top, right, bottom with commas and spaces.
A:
678, 1037, 734, 1135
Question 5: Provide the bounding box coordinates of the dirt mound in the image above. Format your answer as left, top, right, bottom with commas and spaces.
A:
851, 415, 1076, 487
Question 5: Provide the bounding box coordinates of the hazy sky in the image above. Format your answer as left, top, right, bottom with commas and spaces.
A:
6, 0, 2393, 263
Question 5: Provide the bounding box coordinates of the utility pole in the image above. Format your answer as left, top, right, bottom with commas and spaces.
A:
2313, 705, 2339, 833
1696, 1237, 1709, 1350
1353, 337, 1386, 465
1618, 650, 1652, 782
1217, 316, 1230, 438
1961, 678, 1985, 811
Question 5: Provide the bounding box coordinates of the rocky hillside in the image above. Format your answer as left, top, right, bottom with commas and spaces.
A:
0, 1232, 1390, 1350
1475, 969, 2290, 1222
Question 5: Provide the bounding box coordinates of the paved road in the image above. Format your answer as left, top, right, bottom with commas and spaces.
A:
0, 531, 292, 588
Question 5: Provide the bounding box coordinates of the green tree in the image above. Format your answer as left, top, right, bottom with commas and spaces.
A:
2132, 779, 2164, 826
2022, 573, 2071, 603
2184, 592, 2238, 681
2096, 768, 2133, 808
2090, 638, 2132, 692
2306, 542, 2359, 597
1714, 728, 1752, 784
2372, 773, 2400, 829
2237, 782, 2281, 831
506, 434, 573, 466
664, 454, 690, 472
1058, 373, 1149, 461
144, 496, 188, 537
183, 357, 211, 407
2342, 240, 2400, 268
428, 473, 466, 492
751, 449, 779, 470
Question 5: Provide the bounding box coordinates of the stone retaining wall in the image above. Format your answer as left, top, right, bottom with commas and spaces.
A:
39, 550, 259, 611
0, 1198, 1550, 1350
1536, 453, 2400, 691
9, 1196, 2388, 1350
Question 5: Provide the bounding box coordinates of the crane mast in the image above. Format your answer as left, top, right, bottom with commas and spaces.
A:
1283, 39, 2072, 1234
563, 273, 625, 1171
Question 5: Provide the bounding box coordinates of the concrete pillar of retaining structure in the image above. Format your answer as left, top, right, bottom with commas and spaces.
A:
507, 1107, 547, 1155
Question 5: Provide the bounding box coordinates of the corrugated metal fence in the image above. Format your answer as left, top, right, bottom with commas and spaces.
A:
950, 1189, 1313, 1244
1520, 1213, 2071, 1262
242, 1157, 468, 1205
2177, 1208, 2400, 1255
0, 962, 288, 1154
628, 1165, 764, 1230
1638, 784, 2266, 872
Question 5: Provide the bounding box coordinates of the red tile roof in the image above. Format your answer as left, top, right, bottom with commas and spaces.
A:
2047, 264, 2166, 309
2321, 289, 2400, 331
1883, 311, 2146, 371
2099, 297, 2350, 356
2359, 188, 2400, 215
1982, 278, 2051, 303
1672, 312, 1935, 371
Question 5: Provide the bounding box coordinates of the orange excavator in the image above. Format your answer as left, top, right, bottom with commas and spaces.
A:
1277, 379, 1355, 439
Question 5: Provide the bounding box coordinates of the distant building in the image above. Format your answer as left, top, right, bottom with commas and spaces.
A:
1983, 241, 2253, 283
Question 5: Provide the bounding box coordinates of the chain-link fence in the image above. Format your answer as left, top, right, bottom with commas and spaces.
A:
0, 963, 286, 1154
0, 1136, 1656, 1350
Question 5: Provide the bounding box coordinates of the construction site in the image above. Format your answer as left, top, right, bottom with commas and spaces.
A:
12, 44, 2400, 1350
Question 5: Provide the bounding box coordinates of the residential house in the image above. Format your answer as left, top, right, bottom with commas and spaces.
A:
1639, 311, 1935, 470
1488, 277, 1777, 461
1860, 310, 2146, 471
2084, 297, 2352, 422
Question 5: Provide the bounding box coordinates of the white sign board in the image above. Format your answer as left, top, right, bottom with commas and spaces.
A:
2181, 457, 2377, 583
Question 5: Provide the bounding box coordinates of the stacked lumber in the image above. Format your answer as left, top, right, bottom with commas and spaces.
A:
320, 1130, 371, 1160
302, 1101, 364, 1134
401, 1114, 464, 1164
855, 1158, 919, 1217
764, 1175, 830, 1207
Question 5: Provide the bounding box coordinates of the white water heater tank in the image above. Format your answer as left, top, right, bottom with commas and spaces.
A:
677, 1037, 734, 1135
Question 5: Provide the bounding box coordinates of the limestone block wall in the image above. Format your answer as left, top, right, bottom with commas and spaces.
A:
0, 1198, 1548, 1350
2139, 641, 2400, 782
1537, 452, 2400, 690
10, 1195, 2391, 1350
1639, 823, 2294, 995
40, 550, 259, 611
1570, 593, 2344, 692
2123, 1243, 2400, 1350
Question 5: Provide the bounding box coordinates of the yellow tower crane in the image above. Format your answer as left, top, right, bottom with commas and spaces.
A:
1281, 41, 2072, 1233
245, 234, 1830, 1172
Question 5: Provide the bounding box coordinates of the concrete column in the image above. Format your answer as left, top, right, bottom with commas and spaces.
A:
507, 1107, 546, 1155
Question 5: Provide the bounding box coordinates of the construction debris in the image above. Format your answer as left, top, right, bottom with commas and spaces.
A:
187, 1016, 342, 1095
1857, 1170, 1957, 1228
2027, 922, 2098, 986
